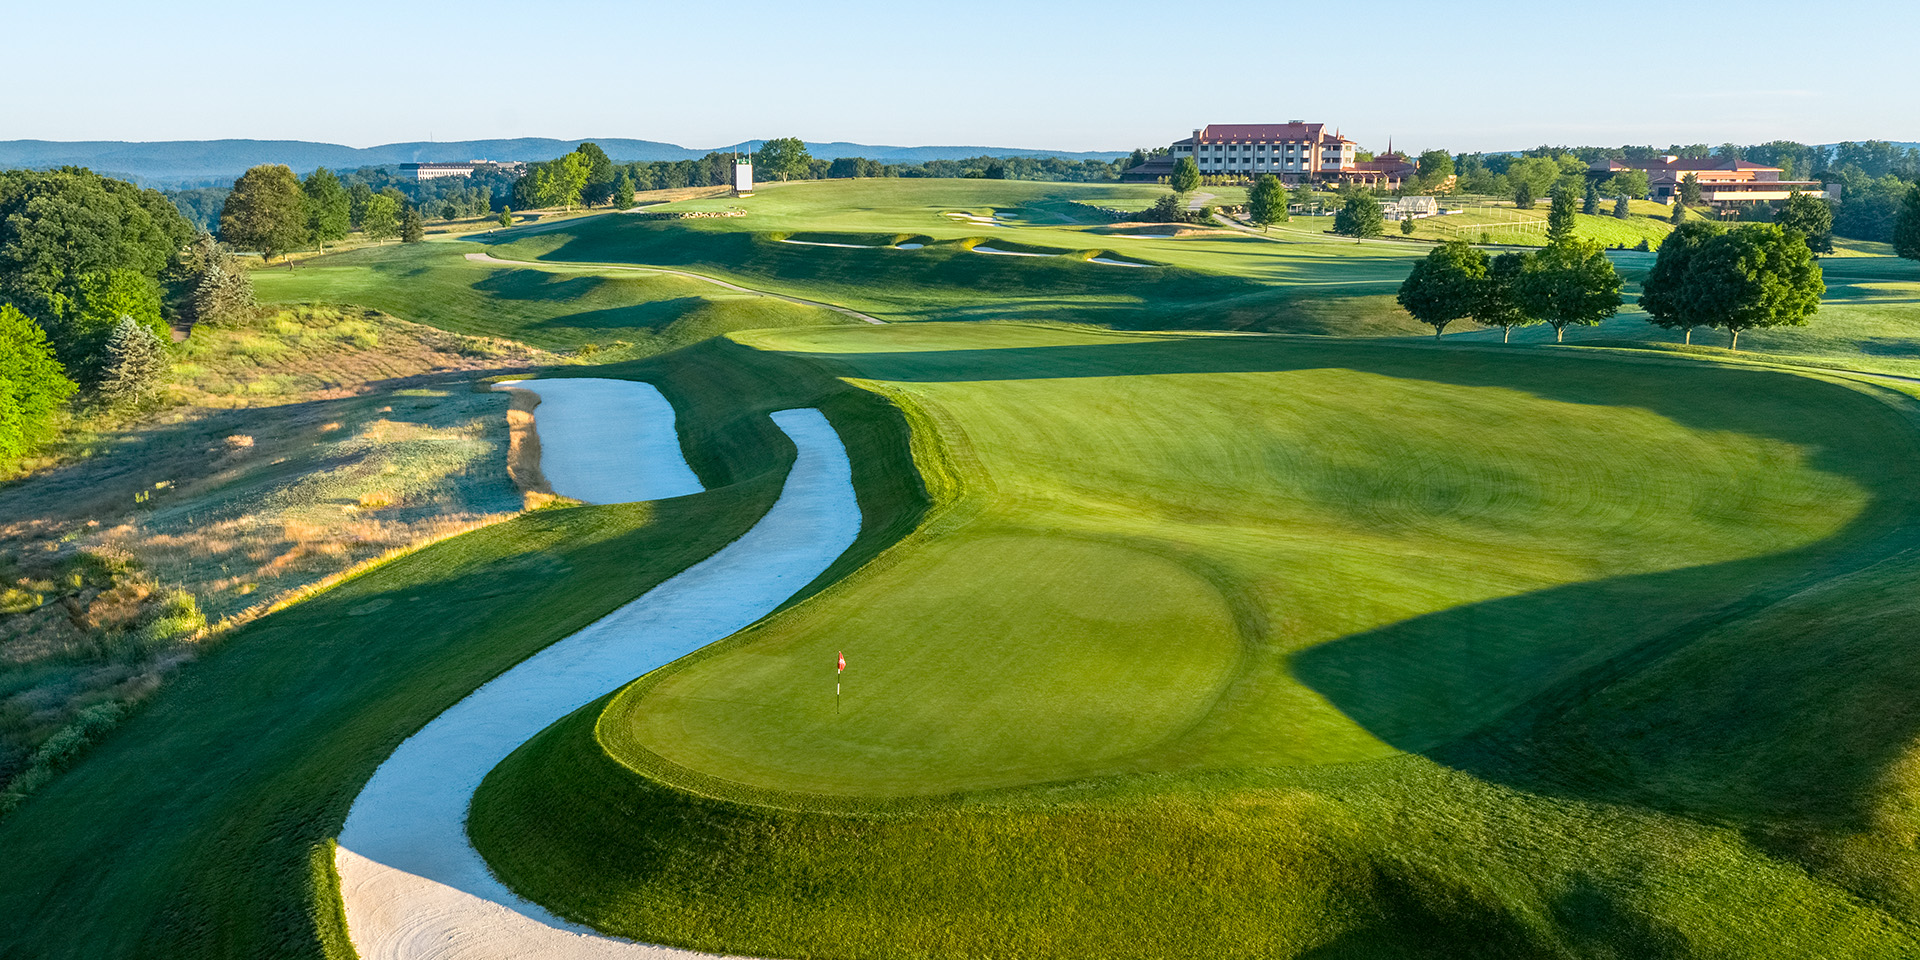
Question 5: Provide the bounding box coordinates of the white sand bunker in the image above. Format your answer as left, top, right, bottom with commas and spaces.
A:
336, 379, 861, 960
777, 239, 881, 249
491, 379, 700, 505
944, 212, 999, 225
1088, 257, 1152, 267
894, 242, 924, 249
971, 245, 1052, 257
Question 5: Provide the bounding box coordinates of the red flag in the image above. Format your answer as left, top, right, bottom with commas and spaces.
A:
837, 651, 846, 674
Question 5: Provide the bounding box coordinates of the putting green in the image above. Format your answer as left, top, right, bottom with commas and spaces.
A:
609, 325, 1878, 797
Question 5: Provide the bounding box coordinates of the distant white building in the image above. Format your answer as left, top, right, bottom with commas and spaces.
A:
401, 162, 478, 180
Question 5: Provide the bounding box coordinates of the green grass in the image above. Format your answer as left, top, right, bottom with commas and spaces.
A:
470, 324, 1920, 958
251, 240, 855, 358
0, 333, 935, 959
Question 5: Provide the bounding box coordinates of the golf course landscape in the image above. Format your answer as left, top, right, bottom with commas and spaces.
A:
10, 174, 1920, 960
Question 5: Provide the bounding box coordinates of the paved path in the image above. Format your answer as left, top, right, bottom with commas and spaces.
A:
464, 252, 886, 325
336, 379, 861, 960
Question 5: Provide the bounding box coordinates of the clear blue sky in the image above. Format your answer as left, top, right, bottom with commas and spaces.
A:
7, 0, 1916, 153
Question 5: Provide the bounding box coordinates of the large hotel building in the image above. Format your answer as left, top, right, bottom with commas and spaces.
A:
1123, 122, 1414, 187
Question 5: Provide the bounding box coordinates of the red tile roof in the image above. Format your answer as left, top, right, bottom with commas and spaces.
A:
1198, 123, 1352, 144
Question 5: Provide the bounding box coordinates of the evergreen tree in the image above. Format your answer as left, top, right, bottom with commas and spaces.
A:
1897, 186, 1920, 262
1670, 201, 1689, 225
1401, 217, 1416, 235
302, 168, 350, 251
612, 173, 636, 211
1513, 180, 1535, 210
184, 236, 255, 327
1333, 192, 1385, 239
95, 316, 167, 407
400, 206, 425, 243
0, 304, 77, 464
1776, 191, 1835, 254
1547, 186, 1579, 243
498, 207, 514, 228
219, 165, 309, 264
1583, 181, 1601, 215
1614, 195, 1631, 220
1679, 172, 1703, 206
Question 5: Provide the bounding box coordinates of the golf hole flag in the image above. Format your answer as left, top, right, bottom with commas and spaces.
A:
836, 651, 845, 711
838, 651, 846, 674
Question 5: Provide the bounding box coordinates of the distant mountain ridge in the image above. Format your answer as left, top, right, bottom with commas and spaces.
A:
0, 138, 1131, 187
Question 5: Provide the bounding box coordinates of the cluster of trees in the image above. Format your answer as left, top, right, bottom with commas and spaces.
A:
1396, 238, 1625, 342
1398, 221, 1824, 349
219, 164, 440, 261
0, 168, 251, 466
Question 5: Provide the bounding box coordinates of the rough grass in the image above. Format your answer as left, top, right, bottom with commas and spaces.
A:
472, 324, 1920, 959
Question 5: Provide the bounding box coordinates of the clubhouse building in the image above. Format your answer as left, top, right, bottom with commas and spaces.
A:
1123, 122, 1414, 188
1587, 156, 1832, 207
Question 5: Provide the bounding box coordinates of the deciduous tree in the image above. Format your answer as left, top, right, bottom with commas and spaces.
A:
1897, 185, 1920, 261
1476, 251, 1536, 342
1170, 156, 1200, 194
575, 142, 616, 207
757, 138, 812, 182
1513, 180, 1535, 210
220, 165, 308, 264
1639, 220, 1725, 345
1397, 240, 1486, 338
1515, 238, 1623, 342
302, 168, 350, 251
1777, 191, 1835, 254
1247, 175, 1289, 229
1333, 192, 1384, 239
1687, 224, 1825, 349
0, 304, 76, 464
361, 194, 400, 243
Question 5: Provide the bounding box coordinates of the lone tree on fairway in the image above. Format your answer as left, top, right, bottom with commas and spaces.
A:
612, 173, 635, 211
1639, 220, 1725, 345
1516, 238, 1623, 342
1614, 195, 1631, 220
1547, 186, 1579, 243
1776, 191, 1834, 254
0, 304, 77, 467
1513, 180, 1535, 210
1398, 240, 1486, 338
758, 138, 812, 182
1477, 251, 1536, 343
1583, 181, 1601, 215
498, 207, 514, 228
1898, 185, 1920, 261
302, 168, 350, 252
1687, 224, 1825, 350
1334, 191, 1384, 239
1170, 156, 1201, 194
400, 206, 424, 243
1248, 175, 1289, 230
220, 165, 308, 264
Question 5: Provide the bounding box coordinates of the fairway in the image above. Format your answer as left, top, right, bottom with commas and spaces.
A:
472, 324, 1920, 958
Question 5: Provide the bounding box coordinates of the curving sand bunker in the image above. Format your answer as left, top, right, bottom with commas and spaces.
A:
336, 378, 860, 959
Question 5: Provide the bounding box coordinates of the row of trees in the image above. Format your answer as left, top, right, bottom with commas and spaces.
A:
1397, 222, 1824, 349
220, 165, 428, 263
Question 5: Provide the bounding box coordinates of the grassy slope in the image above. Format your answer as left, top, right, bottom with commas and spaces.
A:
0, 331, 936, 959
483, 179, 1428, 336
251, 239, 854, 359
473, 325, 1920, 958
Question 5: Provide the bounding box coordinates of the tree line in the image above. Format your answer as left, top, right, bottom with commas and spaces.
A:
0, 168, 258, 469
1397, 221, 1824, 349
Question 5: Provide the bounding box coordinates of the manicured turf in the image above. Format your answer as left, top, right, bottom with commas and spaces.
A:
0, 338, 928, 959
251, 239, 854, 357
472, 324, 1920, 958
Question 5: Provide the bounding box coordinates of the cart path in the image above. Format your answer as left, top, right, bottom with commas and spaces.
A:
336, 379, 860, 960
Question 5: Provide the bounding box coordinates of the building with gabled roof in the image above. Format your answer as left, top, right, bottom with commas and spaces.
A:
1588, 156, 1832, 206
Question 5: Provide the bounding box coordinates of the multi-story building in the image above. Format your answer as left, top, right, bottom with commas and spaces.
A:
1587, 157, 1832, 207
401, 162, 479, 180
1123, 122, 1362, 183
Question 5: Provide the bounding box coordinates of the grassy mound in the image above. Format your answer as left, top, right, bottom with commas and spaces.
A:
473, 324, 1920, 958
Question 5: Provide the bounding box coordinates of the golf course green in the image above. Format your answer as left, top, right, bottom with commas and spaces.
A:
471, 322, 1920, 959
